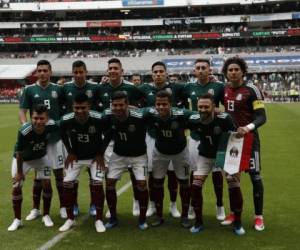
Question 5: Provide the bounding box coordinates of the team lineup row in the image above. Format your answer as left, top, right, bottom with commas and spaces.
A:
8, 57, 267, 236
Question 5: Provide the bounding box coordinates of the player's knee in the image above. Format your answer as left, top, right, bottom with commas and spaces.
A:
192, 175, 206, 187
90, 179, 103, 186
177, 179, 189, 189
153, 178, 164, 188
249, 172, 262, 182
63, 181, 75, 190
137, 180, 147, 191
106, 178, 117, 190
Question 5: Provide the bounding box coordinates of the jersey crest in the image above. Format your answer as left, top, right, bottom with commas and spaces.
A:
236, 93, 243, 101
88, 126, 96, 134
128, 124, 136, 132
171, 121, 179, 129
86, 90, 93, 98
208, 89, 215, 95
51, 91, 58, 98
213, 126, 222, 135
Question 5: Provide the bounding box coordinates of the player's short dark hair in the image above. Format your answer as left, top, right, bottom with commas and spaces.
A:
131, 73, 141, 79
73, 93, 90, 104
198, 93, 215, 104
194, 58, 210, 66
156, 90, 172, 103
222, 56, 248, 77
31, 104, 48, 116
152, 61, 166, 71
111, 91, 128, 103
72, 60, 87, 70
108, 58, 122, 67
37, 60, 51, 70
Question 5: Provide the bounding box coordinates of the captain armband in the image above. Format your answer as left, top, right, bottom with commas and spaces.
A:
252, 100, 264, 110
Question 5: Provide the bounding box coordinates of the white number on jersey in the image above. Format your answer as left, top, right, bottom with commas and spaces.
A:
77, 134, 89, 143
44, 99, 51, 109
205, 135, 213, 145
162, 130, 172, 138
227, 100, 235, 111
32, 142, 45, 151
118, 132, 128, 141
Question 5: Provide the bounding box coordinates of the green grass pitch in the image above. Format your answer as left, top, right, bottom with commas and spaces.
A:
0, 103, 299, 250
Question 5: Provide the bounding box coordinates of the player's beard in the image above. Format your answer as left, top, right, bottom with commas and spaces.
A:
200, 111, 214, 124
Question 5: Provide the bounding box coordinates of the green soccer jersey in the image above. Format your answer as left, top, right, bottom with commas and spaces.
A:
138, 82, 187, 138
103, 109, 147, 157
138, 82, 186, 108
145, 107, 195, 155
20, 82, 63, 121
188, 112, 235, 158
60, 111, 106, 160
62, 81, 100, 113
98, 80, 142, 111
20, 82, 63, 143
14, 120, 58, 161
182, 81, 225, 140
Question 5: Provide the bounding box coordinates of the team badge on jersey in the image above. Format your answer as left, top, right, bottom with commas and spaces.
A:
68, 92, 72, 96
208, 89, 215, 95
34, 94, 40, 98
165, 88, 172, 95
104, 93, 108, 97
213, 126, 222, 135
128, 124, 136, 132
229, 146, 239, 157
171, 121, 178, 129
88, 126, 96, 134
148, 92, 154, 96
51, 91, 58, 98
236, 93, 243, 101
86, 90, 93, 98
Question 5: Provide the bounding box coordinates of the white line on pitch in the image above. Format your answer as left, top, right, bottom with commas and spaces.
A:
37, 181, 132, 250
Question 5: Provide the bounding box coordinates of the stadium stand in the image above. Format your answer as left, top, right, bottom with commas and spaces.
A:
0, 0, 299, 101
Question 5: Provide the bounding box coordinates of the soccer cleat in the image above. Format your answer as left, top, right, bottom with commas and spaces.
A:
95, 220, 106, 233
73, 205, 79, 216
59, 219, 75, 232
150, 216, 164, 227
216, 206, 226, 221
132, 199, 140, 217
89, 204, 96, 217
188, 206, 196, 220
181, 217, 192, 228
233, 223, 246, 236
138, 222, 149, 231
7, 218, 22, 231
146, 201, 156, 217
105, 210, 111, 219
25, 208, 41, 221
190, 224, 204, 234
221, 213, 235, 226
60, 207, 67, 219
105, 218, 118, 229
254, 216, 265, 231
42, 215, 54, 227
169, 202, 181, 218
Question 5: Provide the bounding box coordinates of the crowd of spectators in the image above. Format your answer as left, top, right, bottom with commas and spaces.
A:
1, 20, 299, 39
0, 86, 21, 98
0, 51, 39, 59
2, 1, 300, 21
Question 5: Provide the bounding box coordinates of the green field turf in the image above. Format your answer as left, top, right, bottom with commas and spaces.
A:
0, 103, 299, 250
